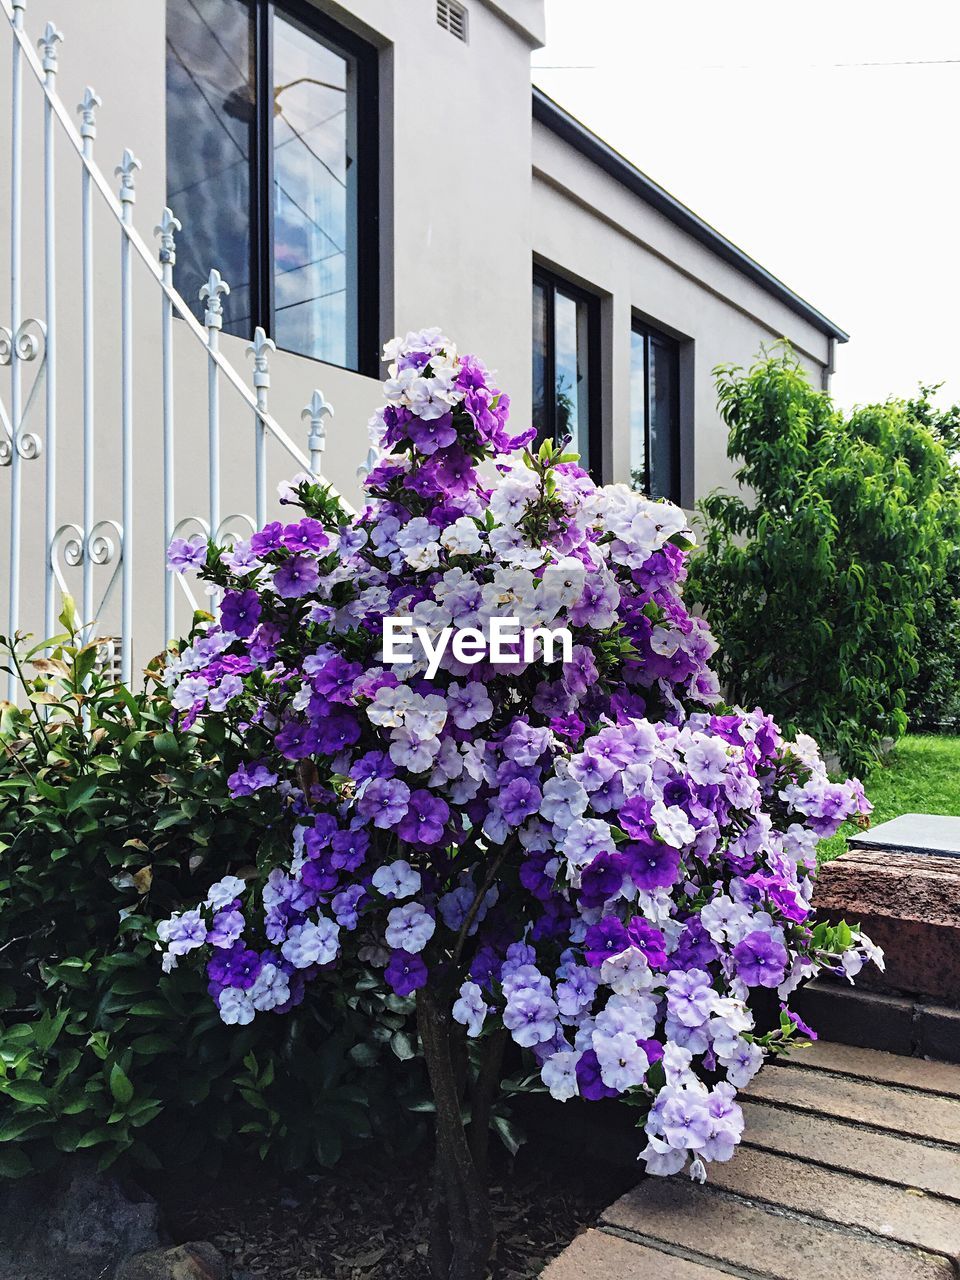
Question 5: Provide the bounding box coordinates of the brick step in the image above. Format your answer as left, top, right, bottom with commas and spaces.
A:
791, 978, 960, 1063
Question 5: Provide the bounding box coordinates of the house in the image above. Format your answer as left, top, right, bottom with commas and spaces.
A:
0, 0, 845, 684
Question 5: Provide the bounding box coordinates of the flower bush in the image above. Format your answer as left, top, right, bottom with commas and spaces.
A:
159, 330, 879, 1280
0, 613, 425, 1180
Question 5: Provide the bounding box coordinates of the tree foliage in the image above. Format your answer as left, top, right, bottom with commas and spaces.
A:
688, 350, 960, 771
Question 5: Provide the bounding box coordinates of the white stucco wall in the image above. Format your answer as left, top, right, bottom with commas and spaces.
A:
0, 0, 840, 679
531, 120, 834, 503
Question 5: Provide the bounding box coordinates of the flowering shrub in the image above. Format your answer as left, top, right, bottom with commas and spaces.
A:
0, 614, 424, 1180
159, 330, 878, 1279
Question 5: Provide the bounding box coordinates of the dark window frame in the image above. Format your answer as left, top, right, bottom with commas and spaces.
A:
168, 0, 380, 376
532, 265, 603, 480
630, 317, 681, 504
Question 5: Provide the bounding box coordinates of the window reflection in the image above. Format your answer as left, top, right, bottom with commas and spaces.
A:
272, 11, 357, 367
166, 0, 254, 336
630, 323, 681, 503
531, 271, 598, 474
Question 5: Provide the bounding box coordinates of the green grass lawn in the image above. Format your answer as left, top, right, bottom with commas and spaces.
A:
818, 734, 960, 862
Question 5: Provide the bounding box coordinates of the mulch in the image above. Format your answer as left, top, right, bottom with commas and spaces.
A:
162, 1142, 635, 1280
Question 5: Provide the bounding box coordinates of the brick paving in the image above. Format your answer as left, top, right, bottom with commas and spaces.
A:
542, 1042, 960, 1279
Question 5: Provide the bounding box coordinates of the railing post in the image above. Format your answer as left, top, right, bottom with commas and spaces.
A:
77, 84, 100, 641
6, 0, 25, 698
247, 326, 276, 530
301, 389, 333, 478
200, 269, 228, 539
39, 20, 61, 645
155, 207, 180, 645
116, 148, 140, 684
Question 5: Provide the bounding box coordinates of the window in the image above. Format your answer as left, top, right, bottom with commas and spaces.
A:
532, 268, 601, 475
166, 0, 378, 373
630, 321, 681, 503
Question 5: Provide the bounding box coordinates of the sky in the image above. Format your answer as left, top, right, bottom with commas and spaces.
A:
532, 0, 960, 410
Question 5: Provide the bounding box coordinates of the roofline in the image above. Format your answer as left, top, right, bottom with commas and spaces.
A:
532, 86, 849, 344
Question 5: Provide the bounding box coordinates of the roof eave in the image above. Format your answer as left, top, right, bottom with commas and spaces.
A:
532, 86, 849, 344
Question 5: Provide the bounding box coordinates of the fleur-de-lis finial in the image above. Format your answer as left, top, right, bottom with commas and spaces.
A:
357, 447, 380, 484
37, 22, 63, 75
77, 87, 101, 142
115, 148, 142, 206
154, 207, 182, 266
247, 326, 277, 393
199, 269, 230, 330
302, 389, 334, 471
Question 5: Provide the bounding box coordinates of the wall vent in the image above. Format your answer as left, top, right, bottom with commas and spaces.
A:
437, 0, 468, 42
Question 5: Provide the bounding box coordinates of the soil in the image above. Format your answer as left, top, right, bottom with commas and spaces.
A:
160, 1141, 635, 1280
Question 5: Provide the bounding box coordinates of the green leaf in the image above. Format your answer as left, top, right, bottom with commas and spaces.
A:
2, 1081, 50, 1107
108, 1064, 134, 1107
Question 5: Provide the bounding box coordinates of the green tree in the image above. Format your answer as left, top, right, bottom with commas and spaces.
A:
689, 348, 960, 772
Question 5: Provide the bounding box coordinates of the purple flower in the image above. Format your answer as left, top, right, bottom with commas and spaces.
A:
500, 777, 542, 827
624, 838, 680, 892
384, 949, 428, 996
583, 917, 631, 966
207, 941, 262, 991
359, 777, 411, 829
167, 536, 207, 571
575, 1049, 618, 1101
314, 710, 361, 755
273, 555, 321, 599
579, 852, 626, 909
397, 790, 449, 845
220, 589, 261, 639
627, 918, 668, 970
281, 519, 329, 552
228, 761, 278, 797
408, 412, 457, 456
733, 930, 788, 988
310, 657, 363, 704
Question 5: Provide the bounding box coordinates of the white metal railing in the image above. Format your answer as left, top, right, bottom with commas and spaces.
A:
1, 0, 347, 698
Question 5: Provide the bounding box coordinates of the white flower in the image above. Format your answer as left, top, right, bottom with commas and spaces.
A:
652, 800, 696, 849
170, 676, 209, 711
218, 988, 255, 1026
205, 875, 246, 911
372, 859, 422, 900
452, 981, 488, 1037
385, 902, 436, 954
281, 918, 340, 969
441, 517, 483, 556
249, 963, 291, 1012
594, 1030, 649, 1091
389, 726, 441, 773
367, 683, 417, 728
684, 733, 730, 786
541, 1050, 580, 1101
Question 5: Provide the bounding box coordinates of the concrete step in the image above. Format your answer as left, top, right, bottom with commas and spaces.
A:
543, 1042, 960, 1280
601, 1178, 955, 1280
788, 1039, 960, 1096
540, 1230, 734, 1279
740, 1100, 960, 1202
708, 1144, 960, 1259
744, 1063, 960, 1145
